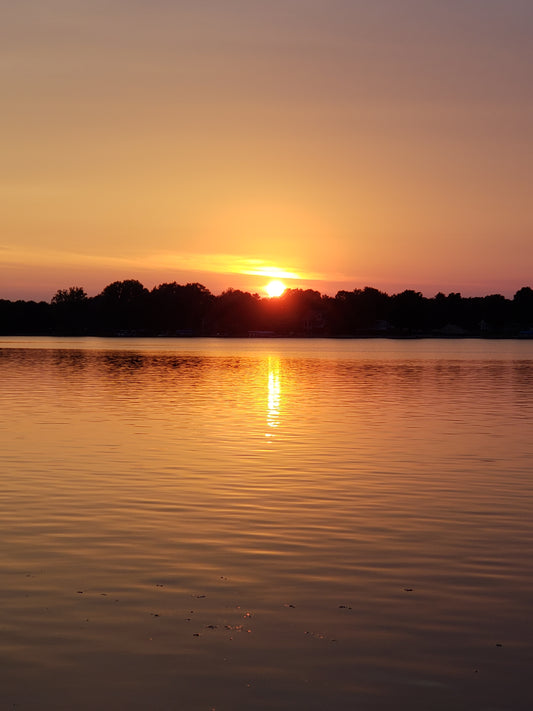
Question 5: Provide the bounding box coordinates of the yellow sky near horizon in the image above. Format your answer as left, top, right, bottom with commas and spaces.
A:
1, 1, 532, 301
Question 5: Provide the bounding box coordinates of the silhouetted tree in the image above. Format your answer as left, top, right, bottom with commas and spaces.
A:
51, 286, 89, 334
0, 299, 51, 335
96, 279, 150, 333
428, 292, 466, 330
334, 287, 389, 333
150, 282, 213, 334
209, 288, 261, 335
259, 289, 327, 334
51, 286, 88, 305
389, 290, 428, 332
481, 294, 512, 333
513, 287, 533, 327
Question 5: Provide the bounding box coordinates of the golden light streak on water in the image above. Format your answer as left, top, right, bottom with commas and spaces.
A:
266, 356, 281, 434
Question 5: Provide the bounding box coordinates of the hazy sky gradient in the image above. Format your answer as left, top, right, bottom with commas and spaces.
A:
2, 0, 532, 300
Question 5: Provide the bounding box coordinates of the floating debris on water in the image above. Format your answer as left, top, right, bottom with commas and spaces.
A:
305, 631, 326, 640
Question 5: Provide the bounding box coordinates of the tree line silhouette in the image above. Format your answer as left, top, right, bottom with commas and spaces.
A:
1, 279, 533, 337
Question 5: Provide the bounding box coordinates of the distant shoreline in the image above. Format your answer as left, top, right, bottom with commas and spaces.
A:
2, 280, 533, 338
2, 333, 533, 341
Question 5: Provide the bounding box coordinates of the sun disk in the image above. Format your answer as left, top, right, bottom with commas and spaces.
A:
265, 280, 286, 298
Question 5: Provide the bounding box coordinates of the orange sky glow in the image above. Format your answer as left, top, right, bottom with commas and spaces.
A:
1, 1, 532, 301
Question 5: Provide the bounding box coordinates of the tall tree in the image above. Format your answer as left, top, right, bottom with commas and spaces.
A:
51, 286, 89, 334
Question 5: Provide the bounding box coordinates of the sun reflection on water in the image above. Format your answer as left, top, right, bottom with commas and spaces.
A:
266, 356, 281, 435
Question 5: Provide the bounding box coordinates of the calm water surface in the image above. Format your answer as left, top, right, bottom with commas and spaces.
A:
1, 337, 533, 710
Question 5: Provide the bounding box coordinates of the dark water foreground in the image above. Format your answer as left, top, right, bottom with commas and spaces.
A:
1, 337, 533, 710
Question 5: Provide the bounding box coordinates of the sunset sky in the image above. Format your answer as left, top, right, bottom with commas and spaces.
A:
2, 0, 532, 301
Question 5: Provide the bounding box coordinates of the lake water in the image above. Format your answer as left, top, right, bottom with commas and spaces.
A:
1, 337, 533, 710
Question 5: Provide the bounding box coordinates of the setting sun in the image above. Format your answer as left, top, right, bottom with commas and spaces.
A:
265, 280, 286, 298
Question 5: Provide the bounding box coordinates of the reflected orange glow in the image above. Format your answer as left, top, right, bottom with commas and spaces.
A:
266, 356, 281, 434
